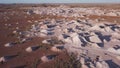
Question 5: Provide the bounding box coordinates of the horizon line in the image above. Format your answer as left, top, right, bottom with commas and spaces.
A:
0, 2, 120, 4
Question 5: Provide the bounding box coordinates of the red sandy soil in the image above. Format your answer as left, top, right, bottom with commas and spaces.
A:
0, 5, 75, 68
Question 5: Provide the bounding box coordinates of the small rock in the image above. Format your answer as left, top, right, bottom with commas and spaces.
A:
38, 33, 47, 37
26, 34, 31, 37
104, 27, 113, 32
90, 43, 100, 48
72, 35, 82, 46
116, 56, 120, 60
42, 39, 52, 44
103, 39, 108, 43
82, 64, 89, 68
101, 61, 110, 68
0, 55, 17, 63
41, 55, 56, 62
0, 57, 7, 63
112, 32, 120, 39
111, 38, 120, 42
107, 47, 120, 54
27, 10, 34, 15
40, 30, 48, 34
16, 27, 19, 30
106, 12, 117, 16
96, 62, 102, 68
13, 30, 17, 34
4, 43, 15, 47
96, 61, 109, 68
64, 37, 72, 43
25, 46, 40, 52
89, 35, 102, 43
20, 38, 27, 43
80, 57, 85, 65
40, 25, 48, 29
107, 48, 116, 53
70, 33, 82, 47
89, 25, 105, 32
51, 45, 64, 52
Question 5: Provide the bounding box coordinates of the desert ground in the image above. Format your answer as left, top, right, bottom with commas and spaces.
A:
0, 4, 120, 68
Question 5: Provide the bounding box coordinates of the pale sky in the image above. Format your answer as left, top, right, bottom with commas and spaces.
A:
0, 0, 120, 3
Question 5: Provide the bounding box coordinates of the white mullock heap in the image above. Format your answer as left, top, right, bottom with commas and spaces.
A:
24, 8, 120, 67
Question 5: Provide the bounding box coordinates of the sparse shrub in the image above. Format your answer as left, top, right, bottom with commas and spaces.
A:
53, 53, 81, 68
39, 44, 49, 50
50, 37, 64, 45
32, 58, 41, 68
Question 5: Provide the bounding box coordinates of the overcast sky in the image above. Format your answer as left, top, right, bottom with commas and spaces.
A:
0, 0, 120, 3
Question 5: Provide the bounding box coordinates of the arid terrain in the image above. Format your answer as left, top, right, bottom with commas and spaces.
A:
0, 4, 120, 68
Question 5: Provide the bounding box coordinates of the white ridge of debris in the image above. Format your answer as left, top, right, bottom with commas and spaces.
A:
30, 6, 120, 17
23, 6, 120, 67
